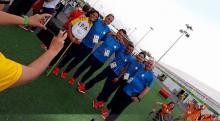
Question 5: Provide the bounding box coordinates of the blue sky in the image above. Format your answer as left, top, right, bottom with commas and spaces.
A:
87, 0, 220, 102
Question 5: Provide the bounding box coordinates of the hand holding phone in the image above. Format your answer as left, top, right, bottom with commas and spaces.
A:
28, 13, 52, 29
43, 16, 52, 26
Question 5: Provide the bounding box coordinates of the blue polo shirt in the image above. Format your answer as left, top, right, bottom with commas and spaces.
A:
123, 70, 155, 97
110, 49, 135, 76
126, 59, 144, 77
93, 35, 124, 63
82, 19, 110, 48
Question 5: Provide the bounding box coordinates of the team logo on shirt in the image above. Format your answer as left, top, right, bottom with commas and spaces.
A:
113, 45, 117, 49
124, 59, 127, 62
141, 74, 145, 77
103, 31, 106, 35
110, 62, 117, 68
135, 67, 138, 70
104, 49, 110, 57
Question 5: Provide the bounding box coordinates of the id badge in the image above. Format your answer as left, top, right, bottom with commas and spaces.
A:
110, 62, 117, 68
104, 49, 110, 57
93, 35, 99, 43
127, 77, 134, 83
123, 73, 130, 80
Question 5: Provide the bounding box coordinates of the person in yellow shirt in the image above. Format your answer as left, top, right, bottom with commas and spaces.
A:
0, 11, 67, 92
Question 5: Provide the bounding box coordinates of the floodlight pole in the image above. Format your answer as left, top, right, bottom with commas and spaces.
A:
157, 24, 193, 62
157, 33, 185, 62
134, 26, 153, 47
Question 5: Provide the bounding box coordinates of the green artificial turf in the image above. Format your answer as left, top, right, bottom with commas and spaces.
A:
0, 26, 182, 121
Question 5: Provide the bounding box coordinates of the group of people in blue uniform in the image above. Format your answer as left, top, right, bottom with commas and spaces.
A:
49, 8, 156, 121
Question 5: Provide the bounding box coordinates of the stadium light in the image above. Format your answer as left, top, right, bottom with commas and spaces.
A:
157, 24, 193, 62
134, 26, 153, 47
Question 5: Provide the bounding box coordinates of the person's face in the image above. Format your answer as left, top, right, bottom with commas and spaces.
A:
169, 103, 175, 109
116, 31, 125, 43
125, 45, 134, 54
136, 53, 145, 63
103, 15, 114, 25
89, 12, 99, 22
144, 60, 154, 71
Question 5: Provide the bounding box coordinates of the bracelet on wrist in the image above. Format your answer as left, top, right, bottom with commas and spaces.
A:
23, 16, 29, 27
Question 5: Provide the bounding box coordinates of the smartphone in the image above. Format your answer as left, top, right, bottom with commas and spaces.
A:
43, 16, 52, 26
0, 0, 10, 4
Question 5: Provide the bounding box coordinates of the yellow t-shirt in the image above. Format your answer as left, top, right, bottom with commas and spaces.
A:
0, 53, 22, 92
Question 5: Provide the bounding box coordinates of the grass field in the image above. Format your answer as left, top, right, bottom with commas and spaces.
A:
0, 26, 183, 121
